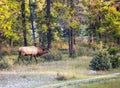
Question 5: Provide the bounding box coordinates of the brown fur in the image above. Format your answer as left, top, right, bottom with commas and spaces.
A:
18, 46, 48, 63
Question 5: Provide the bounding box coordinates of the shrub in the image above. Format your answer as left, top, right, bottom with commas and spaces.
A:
42, 48, 62, 61
0, 58, 13, 69
108, 47, 120, 68
110, 56, 120, 68
108, 47, 119, 55
90, 41, 103, 50
89, 49, 111, 71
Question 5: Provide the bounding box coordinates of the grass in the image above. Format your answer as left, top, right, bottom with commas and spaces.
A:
80, 79, 120, 88
1, 54, 120, 80
0, 55, 92, 79
0, 54, 120, 88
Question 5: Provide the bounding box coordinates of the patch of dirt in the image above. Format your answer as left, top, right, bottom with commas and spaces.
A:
0, 70, 56, 88
1, 68, 120, 88
0, 59, 120, 88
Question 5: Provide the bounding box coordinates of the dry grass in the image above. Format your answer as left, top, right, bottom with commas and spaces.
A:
7, 56, 92, 80
1, 55, 120, 80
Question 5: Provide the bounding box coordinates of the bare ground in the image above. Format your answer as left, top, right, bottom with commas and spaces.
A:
0, 70, 56, 88
0, 58, 120, 88
0, 69, 120, 88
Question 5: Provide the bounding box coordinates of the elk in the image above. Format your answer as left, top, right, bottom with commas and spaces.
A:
18, 46, 48, 63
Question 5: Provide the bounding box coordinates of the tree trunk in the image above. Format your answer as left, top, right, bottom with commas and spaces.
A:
46, 0, 52, 49
29, 0, 36, 46
89, 31, 94, 44
68, 0, 75, 57
69, 28, 75, 57
71, 29, 75, 56
68, 29, 71, 57
31, 21, 36, 46
21, 0, 27, 46
73, 30, 76, 45
9, 38, 13, 48
47, 28, 52, 49
98, 33, 102, 41
117, 37, 120, 46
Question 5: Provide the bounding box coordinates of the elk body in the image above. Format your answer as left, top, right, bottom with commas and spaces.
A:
18, 46, 48, 63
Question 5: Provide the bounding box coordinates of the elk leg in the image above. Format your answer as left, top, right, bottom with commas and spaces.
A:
34, 56, 38, 64
18, 52, 21, 64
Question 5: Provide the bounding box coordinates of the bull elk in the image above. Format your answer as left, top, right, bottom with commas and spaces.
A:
18, 46, 48, 63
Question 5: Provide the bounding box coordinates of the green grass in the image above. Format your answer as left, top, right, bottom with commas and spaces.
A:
80, 80, 120, 88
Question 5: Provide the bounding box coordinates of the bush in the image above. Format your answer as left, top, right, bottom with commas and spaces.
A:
90, 41, 103, 50
108, 47, 120, 68
0, 58, 13, 69
108, 47, 119, 55
110, 56, 120, 68
89, 49, 111, 71
42, 48, 62, 61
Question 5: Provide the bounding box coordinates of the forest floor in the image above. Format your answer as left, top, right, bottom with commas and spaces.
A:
0, 56, 120, 88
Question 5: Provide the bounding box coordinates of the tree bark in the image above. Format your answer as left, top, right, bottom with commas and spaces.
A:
117, 37, 120, 46
73, 30, 76, 45
9, 38, 13, 48
68, 0, 75, 57
29, 0, 36, 46
89, 31, 94, 44
69, 28, 75, 57
98, 33, 102, 41
46, 0, 52, 49
21, 0, 27, 46
68, 29, 71, 57
47, 28, 52, 49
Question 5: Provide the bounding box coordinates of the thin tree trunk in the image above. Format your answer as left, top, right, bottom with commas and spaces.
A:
69, 28, 75, 57
9, 38, 13, 48
29, 0, 36, 46
68, 0, 75, 57
117, 37, 120, 46
21, 0, 27, 46
89, 32, 94, 44
47, 28, 52, 49
68, 29, 71, 57
31, 21, 36, 46
46, 0, 52, 49
98, 33, 102, 41
70, 29, 75, 56
73, 30, 76, 45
